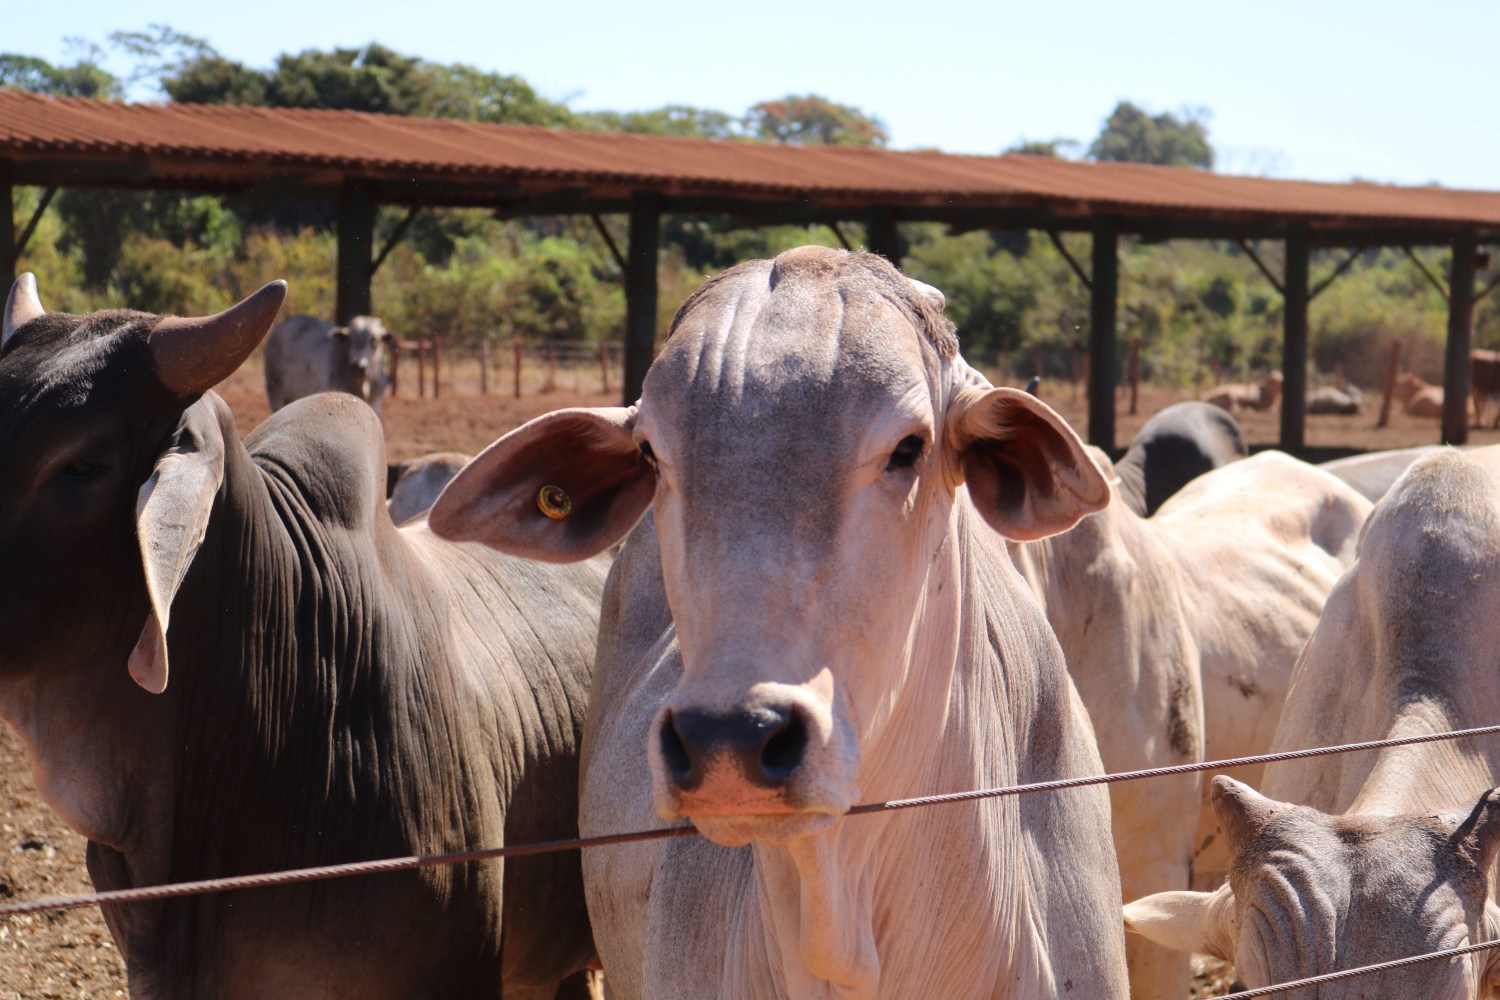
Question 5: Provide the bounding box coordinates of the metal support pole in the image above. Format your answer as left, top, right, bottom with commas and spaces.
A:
1281, 226, 1310, 454
1088, 219, 1118, 451
866, 207, 901, 264
1, 178, 14, 292
623, 193, 660, 404
1443, 233, 1478, 445
335, 179, 376, 324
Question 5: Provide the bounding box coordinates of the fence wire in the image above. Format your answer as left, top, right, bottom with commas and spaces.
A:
5, 722, 1499, 921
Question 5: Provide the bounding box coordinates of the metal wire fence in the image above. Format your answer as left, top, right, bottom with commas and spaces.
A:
6, 722, 1500, 996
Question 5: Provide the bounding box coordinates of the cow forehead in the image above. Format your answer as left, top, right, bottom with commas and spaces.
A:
0, 310, 159, 417
643, 255, 946, 444
1234, 812, 1482, 944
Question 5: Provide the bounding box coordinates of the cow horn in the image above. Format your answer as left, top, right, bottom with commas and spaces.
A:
1210, 776, 1287, 855
148, 280, 287, 396
3, 272, 45, 348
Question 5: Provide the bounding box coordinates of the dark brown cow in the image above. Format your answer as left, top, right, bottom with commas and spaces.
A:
0, 275, 604, 999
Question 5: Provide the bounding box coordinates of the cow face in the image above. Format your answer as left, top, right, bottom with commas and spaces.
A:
0, 276, 285, 698
430, 247, 1105, 847
1125, 778, 1500, 1000
329, 316, 392, 405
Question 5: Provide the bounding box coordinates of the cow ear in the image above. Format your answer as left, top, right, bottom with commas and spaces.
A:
1454, 788, 1500, 874
128, 399, 227, 693
327, 326, 350, 340
945, 386, 1109, 540
428, 406, 655, 562
1123, 888, 1237, 961
1212, 776, 1290, 855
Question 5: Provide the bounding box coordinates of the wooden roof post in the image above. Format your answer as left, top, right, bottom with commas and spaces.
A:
336, 178, 375, 325
866, 207, 901, 265
1280, 225, 1309, 454
1088, 218, 1118, 452
1, 171, 14, 292
623, 192, 660, 404
1443, 232, 1477, 445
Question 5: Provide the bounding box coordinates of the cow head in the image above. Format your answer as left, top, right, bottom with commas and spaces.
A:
1125, 776, 1500, 999
431, 247, 1106, 847
0, 274, 285, 699
329, 316, 393, 407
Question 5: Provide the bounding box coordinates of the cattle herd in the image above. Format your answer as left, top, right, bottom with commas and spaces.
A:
2, 246, 1499, 999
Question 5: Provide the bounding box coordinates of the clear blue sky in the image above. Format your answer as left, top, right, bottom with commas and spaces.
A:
9, 0, 1495, 190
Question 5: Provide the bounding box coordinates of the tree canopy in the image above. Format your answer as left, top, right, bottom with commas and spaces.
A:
1088, 101, 1214, 169
744, 94, 889, 146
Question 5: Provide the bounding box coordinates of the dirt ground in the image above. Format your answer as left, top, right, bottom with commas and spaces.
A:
2, 357, 1489, 997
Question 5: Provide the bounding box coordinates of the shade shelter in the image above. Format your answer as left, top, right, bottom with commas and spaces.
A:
4, 90, 1499, 451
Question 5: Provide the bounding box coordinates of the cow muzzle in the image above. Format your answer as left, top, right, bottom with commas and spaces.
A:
659, 703, 809, 795
649, 682, 855, 845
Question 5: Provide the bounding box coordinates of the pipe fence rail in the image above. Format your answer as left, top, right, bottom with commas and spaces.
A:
8, 721, 1500, 995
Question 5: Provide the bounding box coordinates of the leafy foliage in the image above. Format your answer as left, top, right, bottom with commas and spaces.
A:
744, 94, 889, 146
0, 51, 119, 99
1088, 101, 1214, 169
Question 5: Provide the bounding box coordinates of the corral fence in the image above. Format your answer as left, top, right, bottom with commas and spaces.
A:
388, 337, 621, 400
993, 335, 1444, 419
7, 723, 1500, 997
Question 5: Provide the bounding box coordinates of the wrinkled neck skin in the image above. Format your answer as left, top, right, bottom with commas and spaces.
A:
719, 501, 1050, 999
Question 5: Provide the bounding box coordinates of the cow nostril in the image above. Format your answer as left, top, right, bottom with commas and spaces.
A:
660, 712, 695, 787
760, 710, 807, 783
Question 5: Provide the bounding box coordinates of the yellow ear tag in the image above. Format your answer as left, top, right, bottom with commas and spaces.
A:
537, 485, 573, 520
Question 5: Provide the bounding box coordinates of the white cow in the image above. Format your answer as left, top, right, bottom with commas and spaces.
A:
1011, 449, 1369, 1000
1126, 447, 1500, 998
430, 246, 1130, 998
387, 451, 471, 525
264, 314, 393, 414
1320, 444, 1444, 503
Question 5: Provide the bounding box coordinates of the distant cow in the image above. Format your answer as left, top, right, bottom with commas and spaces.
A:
1012, 449, 1368, 999
1305, 383, 1364, 415
1203, 370, 1283, 413
1114, 401, 1248, 516
1126, 448, 1500, 998
430, 247, 1131, 998
265, 314, 393, 414
0, 275, 604, 998
1473, 349, 1500, 427
388, 451, 471, 525
1388, 370, 1473, 419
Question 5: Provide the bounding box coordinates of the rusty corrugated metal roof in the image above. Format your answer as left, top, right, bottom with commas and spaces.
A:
3, 90, 1500, 231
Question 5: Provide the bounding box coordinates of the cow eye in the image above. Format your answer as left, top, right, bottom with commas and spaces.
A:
638, 440, 658, 468
886, 435, 925, 472
54, 459, 107, 484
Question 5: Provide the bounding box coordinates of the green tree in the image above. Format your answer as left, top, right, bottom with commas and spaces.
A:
0, 51, 120, 98
578, 104, 739, 139
744, 94, 888, 146
163, 55, 268, 105
1005, 138, 1080, 158
1088, 101, 1213, 169
108, 24, 216, 95
261, 44, 432, 114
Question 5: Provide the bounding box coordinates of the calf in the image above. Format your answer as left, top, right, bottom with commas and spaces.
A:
1203, 370, 1283, 413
